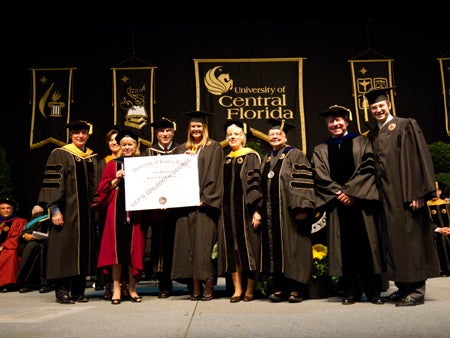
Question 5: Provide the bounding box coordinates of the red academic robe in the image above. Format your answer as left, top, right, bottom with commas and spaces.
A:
0, 216, 27, 288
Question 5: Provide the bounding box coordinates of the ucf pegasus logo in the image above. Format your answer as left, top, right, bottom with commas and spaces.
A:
204, 66, 234, 96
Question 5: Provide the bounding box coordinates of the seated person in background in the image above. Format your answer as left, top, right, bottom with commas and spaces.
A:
427, 184, 450, 276
16, 204, 54, 293
0, 198, 28, 292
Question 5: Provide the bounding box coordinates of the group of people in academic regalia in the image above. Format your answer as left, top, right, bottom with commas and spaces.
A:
1, 86, 446, 309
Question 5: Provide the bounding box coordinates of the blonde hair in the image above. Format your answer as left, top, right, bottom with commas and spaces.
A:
119, 136, 140, 156
184, 121, 211, 150
226, 124, 246, 146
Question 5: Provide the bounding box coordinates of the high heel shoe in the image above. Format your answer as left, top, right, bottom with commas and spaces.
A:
111, 298, 121, 305
129, 296, 142, 303
230, 295, 242, 303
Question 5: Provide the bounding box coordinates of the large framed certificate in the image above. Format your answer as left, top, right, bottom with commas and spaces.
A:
124, 154, 200, 211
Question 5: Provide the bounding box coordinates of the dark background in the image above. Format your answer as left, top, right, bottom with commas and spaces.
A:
1, 18, 450, 216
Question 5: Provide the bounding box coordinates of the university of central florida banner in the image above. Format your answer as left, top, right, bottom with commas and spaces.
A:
112, 66, 156, 148
438, 57, 450, 136
29, 67, 75, 149
349, 51, 396, 135
194, 58, 307, 151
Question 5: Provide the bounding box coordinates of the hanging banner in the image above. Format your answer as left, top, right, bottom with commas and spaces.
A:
29, 68, 75, 149
438, 57, 450, 136
112, 66, 156, 148
349, 51, 395, 135
194, 58, 307, 152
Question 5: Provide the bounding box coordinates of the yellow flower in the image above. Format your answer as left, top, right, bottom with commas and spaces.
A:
311, 243, 328, 279
312, 243, 327, 260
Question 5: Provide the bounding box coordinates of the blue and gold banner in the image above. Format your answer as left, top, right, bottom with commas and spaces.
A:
29, 68, 75, 149
194, 58, 307, 152
349, 51, 395, 135
112, 66, 156, 148
438, 57, 450, 136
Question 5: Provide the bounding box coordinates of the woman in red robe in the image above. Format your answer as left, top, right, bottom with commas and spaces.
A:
96, 130, 146, 305
0, 198, 27, 292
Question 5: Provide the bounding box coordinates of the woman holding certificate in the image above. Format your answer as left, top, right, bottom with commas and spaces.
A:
96, 129, 146, 305
172, 111, 224, 301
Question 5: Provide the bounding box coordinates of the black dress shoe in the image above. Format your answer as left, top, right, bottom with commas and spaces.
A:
158, 290, 171, 298
395, 295, 424, 307
57, 295, 75, 304
190, 294, 201, 301
342, 296, 356, 305
1, 288, 9, 293
73, 295, 89, 303
39, 286, 54, 293
382, 290, 404, 302
269, 291, 285, 303
201, 294, 213, 301
288, 291, 304, 303
19, 287, 34, 293
371, 296, 385, 305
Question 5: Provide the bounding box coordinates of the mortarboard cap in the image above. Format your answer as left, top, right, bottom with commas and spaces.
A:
150, 117, 176, 131
267, 118, 296, 134
0, 197, 18, 210
364, 86, 396, 105
66, 120, 93, 135
116, 129, 139, 144
319, 105, 352, 121
181, 110, 213, 124
223, 120, 248, 134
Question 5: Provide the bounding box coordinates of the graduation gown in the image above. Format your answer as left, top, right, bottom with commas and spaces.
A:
260, 146, 315, 284
141, 142, 179, 280
171, 140, 224, 281
368, 117, 440, 282
312, 134, 384, 276
96, 158, 146, 280
427, 198, 450, 274
0, 215, 27, 287
38, 144, 98, 280
218, 148, 262, 276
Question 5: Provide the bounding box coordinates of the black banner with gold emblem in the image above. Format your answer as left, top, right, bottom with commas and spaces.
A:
437, 57, 450, 136
349, 51, 396, 135
29, 68, 75, 149
112, 66, 156, 148
194, 58, 307, 152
